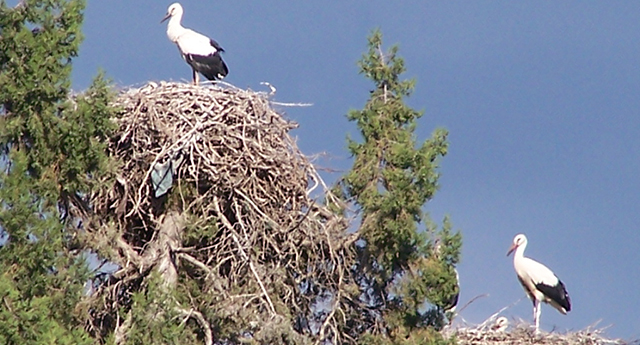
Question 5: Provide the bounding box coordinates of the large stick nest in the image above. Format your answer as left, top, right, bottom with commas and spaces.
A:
86, 82, 357, 344
449, 319, 625, 345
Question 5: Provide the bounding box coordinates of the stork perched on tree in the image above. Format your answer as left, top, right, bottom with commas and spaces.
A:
161, 2, 229, 84
507, 234, 571, 333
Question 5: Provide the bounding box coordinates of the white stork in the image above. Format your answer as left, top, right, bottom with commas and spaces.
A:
161, 2, 229, 84
490, 316, 509, 332
507, 233, 571, 333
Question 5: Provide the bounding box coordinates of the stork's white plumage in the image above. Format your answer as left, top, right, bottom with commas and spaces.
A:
161, 2, 228, 84
507, 234, 571, 333
491, 316, 509, 332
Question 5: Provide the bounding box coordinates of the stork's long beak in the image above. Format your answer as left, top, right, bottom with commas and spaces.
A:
506, 243, 517, 256
161, 13, 171, 23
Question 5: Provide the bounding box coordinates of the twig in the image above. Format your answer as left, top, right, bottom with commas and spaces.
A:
212, 196, 277, 317
174, 306, 213, 345
457, 293, 489, 314
477, 297, 525, 330
271, 101, 313, 107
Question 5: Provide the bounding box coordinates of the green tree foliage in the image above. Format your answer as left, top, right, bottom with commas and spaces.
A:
109, 274, 197, 345
336, 30, 462, 343
0, 1, 115, 343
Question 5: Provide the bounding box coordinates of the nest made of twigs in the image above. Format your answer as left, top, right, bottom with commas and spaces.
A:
108, 82, 304, 219
449, 320, 626, 345
86, 81, 356, 344
95, 81, 348, 241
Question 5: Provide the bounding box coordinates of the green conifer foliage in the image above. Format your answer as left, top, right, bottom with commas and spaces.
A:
337, 30, 462, 343
0, 1, 114, 344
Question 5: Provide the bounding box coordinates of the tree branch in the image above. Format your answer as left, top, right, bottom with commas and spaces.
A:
212, 196, 277, 317
175, 306, 213, 345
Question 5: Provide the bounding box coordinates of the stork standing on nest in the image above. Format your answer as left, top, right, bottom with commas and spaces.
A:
161, 2, 229, 84
507, 233, 571, 333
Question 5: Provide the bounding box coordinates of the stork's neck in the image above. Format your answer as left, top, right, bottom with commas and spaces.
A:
513, 242, 527, 263
166, 15, 185, 43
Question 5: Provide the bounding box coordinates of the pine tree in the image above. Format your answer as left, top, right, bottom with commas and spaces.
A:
336, 29, 462, 343
0, 1, 114, 344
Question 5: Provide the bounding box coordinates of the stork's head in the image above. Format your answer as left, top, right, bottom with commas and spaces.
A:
491, 316, 509, 332
161, 3, 184, 23
507, 233, 527, 256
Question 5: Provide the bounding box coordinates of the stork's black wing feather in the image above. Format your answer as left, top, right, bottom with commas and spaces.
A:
535, 280, 571, 312
185, 52, 229, 80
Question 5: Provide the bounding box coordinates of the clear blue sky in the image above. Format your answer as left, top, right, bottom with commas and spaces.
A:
69, 1, 640, 340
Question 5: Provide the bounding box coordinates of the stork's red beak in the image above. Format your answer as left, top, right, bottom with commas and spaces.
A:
507, 243, 517, 256
161, 13, 171, 23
